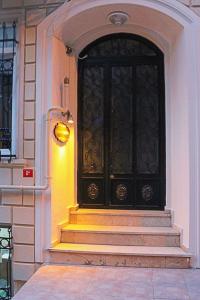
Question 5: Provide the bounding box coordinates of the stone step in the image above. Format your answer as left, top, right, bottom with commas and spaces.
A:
48, 243, 191, 268
61, 224, 180, 247
70, 209, 171, 227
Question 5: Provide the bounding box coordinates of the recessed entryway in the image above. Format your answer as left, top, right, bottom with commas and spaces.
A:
36, 0, 200, 266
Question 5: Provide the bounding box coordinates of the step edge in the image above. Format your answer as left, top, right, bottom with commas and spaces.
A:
49, 246, 191, 258
61, 228, 180, 236
70, 211, 171, 217
48, 242, 192, 257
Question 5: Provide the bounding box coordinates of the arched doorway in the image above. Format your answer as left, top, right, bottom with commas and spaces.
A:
78, 33, 165, 210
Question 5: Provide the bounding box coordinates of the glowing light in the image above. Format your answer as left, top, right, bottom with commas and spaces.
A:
67, 113, 74, 124
58, 144, 66, 158
54, 122, 70, 144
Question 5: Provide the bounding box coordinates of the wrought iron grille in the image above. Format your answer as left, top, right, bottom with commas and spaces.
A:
0, 226, 12, 300
0, 22, 17, 154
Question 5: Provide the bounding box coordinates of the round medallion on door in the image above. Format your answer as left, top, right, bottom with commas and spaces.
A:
116, 184, 128, 201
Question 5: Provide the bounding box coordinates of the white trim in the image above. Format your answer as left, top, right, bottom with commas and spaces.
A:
0, 184, 48, 190
0, 9, 25, 23
35, 27, 49, 262
12, 18, 25, 158
187, 23, 200, 268
164, 53, 171, 210
45, 0, 198, 39
196, 28, 200, 268
0, 159, 27, 168
72, 25, 170, 57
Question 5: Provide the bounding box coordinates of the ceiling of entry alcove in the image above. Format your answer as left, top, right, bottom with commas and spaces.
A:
54, 3, 183, 53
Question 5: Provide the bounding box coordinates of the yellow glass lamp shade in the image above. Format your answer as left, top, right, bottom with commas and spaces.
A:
54, 122, 70, 143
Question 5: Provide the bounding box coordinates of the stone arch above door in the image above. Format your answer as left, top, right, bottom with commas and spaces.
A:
43, 0, 198, 56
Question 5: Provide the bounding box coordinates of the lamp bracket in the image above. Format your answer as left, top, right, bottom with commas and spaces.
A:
65, 45, 73, 55
64, 76, 70, 85
61, 110, 70, 118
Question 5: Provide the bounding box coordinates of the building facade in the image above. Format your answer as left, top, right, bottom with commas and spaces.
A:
1, 0, 200, 295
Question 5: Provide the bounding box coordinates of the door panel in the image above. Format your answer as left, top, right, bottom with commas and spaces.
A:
82, 66, 104, 174
81, 179, 105, 205
110, 179, 133, 206
135, 65, 159, 175
109, 65, 134, 207
110, 66, 133, 175
79, 66, 106, 206
135, 179, 161, 208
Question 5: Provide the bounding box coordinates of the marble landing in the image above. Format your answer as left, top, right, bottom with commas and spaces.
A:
12, 265, 200, 300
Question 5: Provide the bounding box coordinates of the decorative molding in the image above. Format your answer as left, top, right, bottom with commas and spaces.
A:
88, 183, 99, 200
51, 239, 59, 248
44, 0, 198, 46
48, 0, 197, 34
116, 184, 128, 201
0, 159, 28, 169
69, 204, 79, 212
180, 243, 190, 253
141, 185, 154, 202
173, 223, 183, 248
0, 9, 25, 23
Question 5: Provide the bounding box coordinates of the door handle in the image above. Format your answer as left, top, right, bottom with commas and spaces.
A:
110, 174, 115, 179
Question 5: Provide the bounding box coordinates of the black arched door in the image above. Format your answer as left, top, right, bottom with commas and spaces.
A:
78, 34, 165, 210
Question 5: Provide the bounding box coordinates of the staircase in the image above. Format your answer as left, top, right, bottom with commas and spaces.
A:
48, 209, 191, 268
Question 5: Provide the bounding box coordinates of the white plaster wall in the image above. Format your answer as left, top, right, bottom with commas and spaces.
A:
169, 30, 190, 247
48, 36, 70, 244
186, 23, 200, 265
168, 23, 200, 251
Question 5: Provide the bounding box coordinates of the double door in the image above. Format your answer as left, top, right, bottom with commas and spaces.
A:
78, 58, 165, 209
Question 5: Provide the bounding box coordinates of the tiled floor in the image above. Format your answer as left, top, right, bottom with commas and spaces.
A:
12, 265, 200, 300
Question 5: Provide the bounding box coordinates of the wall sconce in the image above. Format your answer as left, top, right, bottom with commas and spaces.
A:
54, 122, 70, 144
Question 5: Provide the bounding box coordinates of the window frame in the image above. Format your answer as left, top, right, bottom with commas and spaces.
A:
0, 13, 25, 160
0, 23, 16, 154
